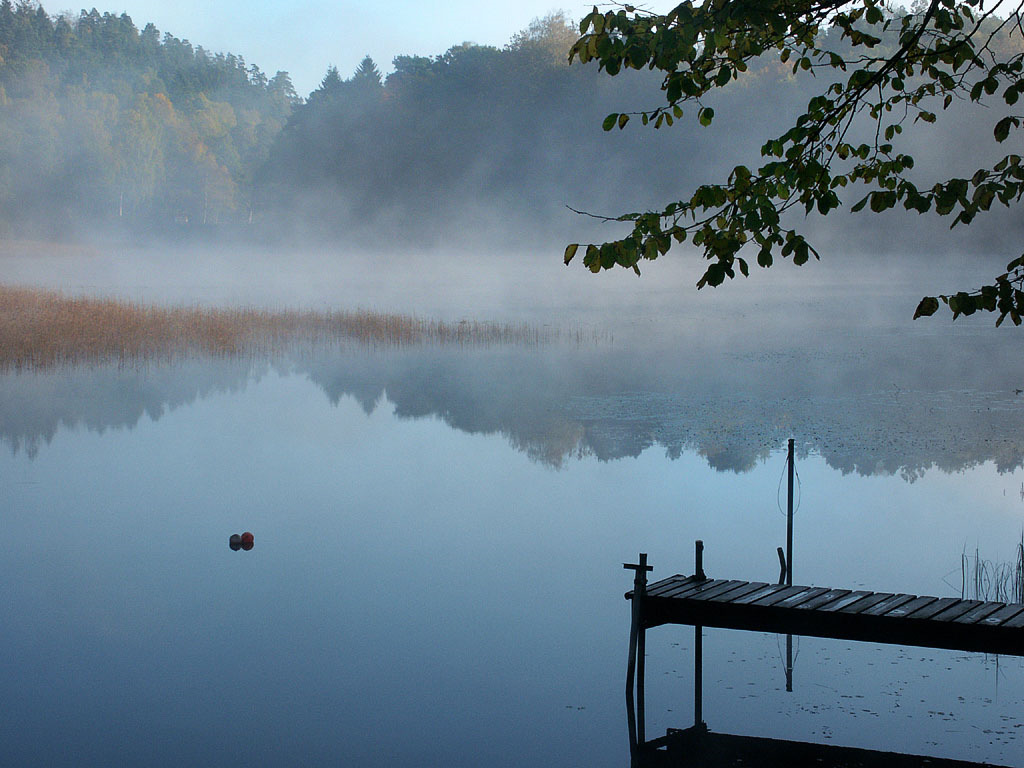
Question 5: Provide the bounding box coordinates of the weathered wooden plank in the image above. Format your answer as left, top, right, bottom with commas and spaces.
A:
660, 578, 720, 600
777, 586, 830, 608
883, 595, 937, 618
685, 580, 751, 602
953, 601, 1006, 625
680, 579, 740, 599
819, 591, 873, 612
861, 593, 916, 617
932, 600, 984, 623
906, 597, 962, 620
794, 589, 850, 611
1003, 608, 1024, 629
753, 585, 815, 608
838, 592, 896, 615
979, 603, 1024, 627
705, 581, 770, 604
730, 584, 789, 605
646, 576, 693, 598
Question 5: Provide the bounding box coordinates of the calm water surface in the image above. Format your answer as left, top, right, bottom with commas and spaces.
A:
2, 246, 1023, 766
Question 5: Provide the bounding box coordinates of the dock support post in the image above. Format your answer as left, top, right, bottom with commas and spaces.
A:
694, 540, 705, 729
785, 439, 795, 691
786, 438, 794, 587
624, 553, 652, 755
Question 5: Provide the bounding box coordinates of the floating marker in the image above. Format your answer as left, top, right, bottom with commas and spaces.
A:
229, 533, 242, 551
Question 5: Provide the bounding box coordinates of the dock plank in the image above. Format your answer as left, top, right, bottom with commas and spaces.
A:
932, 600, 983, 623
753, 586, 814, 607
685, 580, 751, 602
731, 585, 789, 605
906, 597, 961, 620
1003, 608, 1024, 629
861, 593, 916, 617
794, 589, 850, 611
659, 578, 719, 600
777, 586, 830, 608
980, 604, 1024, 627
953, 602, 1005, 625
884, 595, 936, 618
838, 592, 896, 615
706, 581, 770, 604
820, 591, 873, 612
646, 576, 692, 598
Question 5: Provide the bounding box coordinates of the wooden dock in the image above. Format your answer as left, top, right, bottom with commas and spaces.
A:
630, 573, 1024, 656
622, 542, 1024, 764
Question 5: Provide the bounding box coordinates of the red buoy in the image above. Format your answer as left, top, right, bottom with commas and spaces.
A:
241, 532, 254, 545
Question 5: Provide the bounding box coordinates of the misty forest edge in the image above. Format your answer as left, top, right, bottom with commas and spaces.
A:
1, 1, 1024, 322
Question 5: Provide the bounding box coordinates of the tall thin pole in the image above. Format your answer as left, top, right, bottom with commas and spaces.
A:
694, 540, 704, 728
786, 438, 794, 587
786, 439, 795, 692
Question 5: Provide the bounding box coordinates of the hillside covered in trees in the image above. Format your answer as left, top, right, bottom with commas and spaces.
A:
1, 2, 1021, 250
0, 1, 297, 235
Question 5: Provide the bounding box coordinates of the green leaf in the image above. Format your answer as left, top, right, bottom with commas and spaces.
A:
563, 244, 579, 265
602, 113, 618, 132
618, 113, 630, 129
995, 116, 1013, 142
698, 107, 714, 127
913, 296, 940, 319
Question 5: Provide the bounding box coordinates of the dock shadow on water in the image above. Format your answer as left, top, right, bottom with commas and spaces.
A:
632, 725, 1017, 768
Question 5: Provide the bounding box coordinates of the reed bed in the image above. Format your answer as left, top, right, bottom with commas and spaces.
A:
959, 534, 1024, 603
0, 285, 556, 371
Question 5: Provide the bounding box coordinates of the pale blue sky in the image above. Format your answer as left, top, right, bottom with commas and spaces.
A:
98, 1, 604, 96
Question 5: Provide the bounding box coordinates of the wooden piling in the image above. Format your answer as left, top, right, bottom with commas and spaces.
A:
786, 438, 794, 587
624, 553, 652, 751
694, 540, 704, 728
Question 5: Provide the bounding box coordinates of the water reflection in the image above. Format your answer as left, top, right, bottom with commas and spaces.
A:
4, 358, 1023, 766
3, 338, 1023, 478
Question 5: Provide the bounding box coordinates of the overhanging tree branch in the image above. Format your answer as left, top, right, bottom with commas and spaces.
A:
565, 0, 1024, 324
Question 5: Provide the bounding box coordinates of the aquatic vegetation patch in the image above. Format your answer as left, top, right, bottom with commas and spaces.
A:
0, 285, 553, 370
959, 535, 1024, 604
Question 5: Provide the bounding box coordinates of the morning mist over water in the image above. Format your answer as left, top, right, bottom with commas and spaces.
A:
3, 2, 1024, 767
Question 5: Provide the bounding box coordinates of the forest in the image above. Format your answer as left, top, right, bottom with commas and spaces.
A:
1, 1, 1021, 248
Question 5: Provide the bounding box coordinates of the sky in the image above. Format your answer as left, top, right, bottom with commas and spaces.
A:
95, 1, 612, 96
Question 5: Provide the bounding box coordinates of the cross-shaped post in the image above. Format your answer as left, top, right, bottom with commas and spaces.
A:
624, 552, 653, 595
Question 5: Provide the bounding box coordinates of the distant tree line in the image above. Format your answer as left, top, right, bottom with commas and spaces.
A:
1, 3, 1020, 249
0, 1, 297, 235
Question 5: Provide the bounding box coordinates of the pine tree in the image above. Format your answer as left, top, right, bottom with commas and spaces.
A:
351, 55, 382, 87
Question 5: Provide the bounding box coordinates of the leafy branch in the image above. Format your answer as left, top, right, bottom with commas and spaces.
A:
565, 0, 1024, 323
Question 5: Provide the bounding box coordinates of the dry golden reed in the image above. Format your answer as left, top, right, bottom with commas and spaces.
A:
0, 285, 553, 371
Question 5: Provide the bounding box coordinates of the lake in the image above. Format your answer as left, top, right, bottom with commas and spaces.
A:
2, 242, 1023, 766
